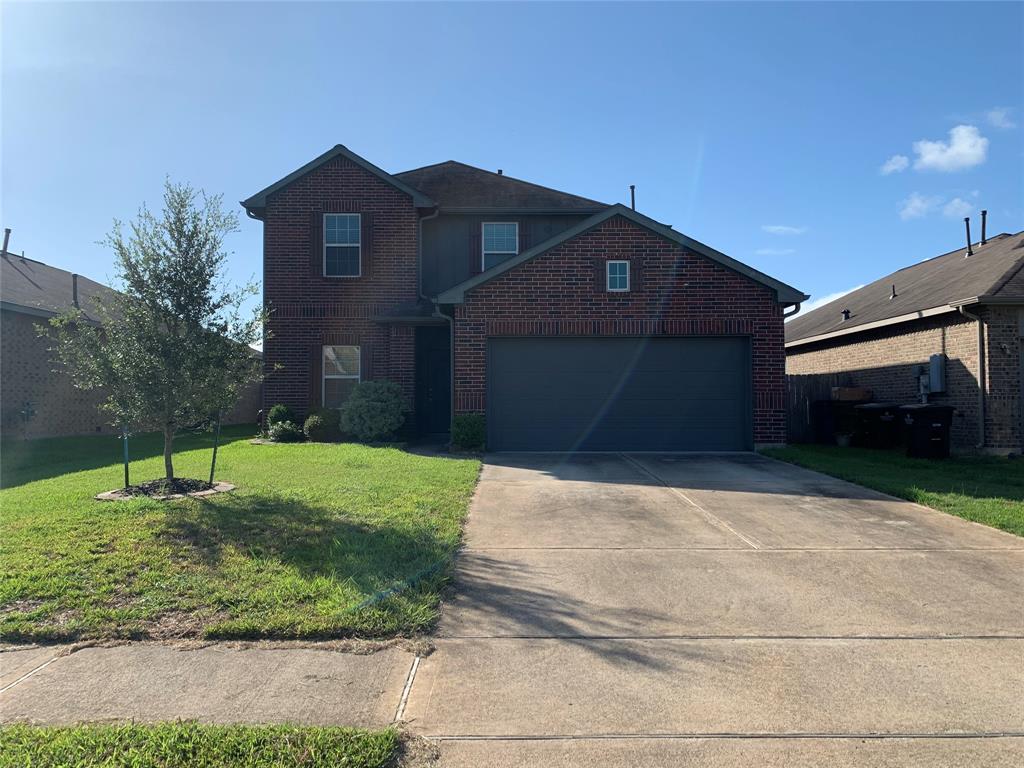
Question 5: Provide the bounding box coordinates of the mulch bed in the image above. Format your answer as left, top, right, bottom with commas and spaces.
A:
96, 479, 235, 502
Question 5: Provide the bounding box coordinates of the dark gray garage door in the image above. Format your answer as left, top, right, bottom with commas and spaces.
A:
487, 337, 751, 452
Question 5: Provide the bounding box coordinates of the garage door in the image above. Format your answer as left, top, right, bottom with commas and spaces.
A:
487, 337, 751, 452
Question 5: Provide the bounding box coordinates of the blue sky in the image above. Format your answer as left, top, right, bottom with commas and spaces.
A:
3, 2, 1022, 316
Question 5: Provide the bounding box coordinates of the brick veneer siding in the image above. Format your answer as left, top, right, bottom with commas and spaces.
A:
260, 155, 420, 420
1, 309, 113, 439
786, 307, 1023, 452
452, 215, 788, 445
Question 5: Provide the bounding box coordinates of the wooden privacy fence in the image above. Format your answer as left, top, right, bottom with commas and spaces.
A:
786, 373, 846, 443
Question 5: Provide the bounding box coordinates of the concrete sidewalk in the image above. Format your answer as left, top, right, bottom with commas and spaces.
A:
1, 642, 414, 727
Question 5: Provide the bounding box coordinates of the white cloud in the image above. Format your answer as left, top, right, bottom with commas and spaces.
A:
899, 192, 941, 220
789, 284, 865, 320
880, 154, 909, 175
755, 248, 795, 256
942, 197, 972, 219
986, 107, 1016, 129
913, 125, 988, 171
761, 224, 807, 235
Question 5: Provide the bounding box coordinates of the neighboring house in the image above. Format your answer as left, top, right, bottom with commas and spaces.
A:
244, 145, 806, 451
785, 227, 1024, 454
0, 238, 261, 439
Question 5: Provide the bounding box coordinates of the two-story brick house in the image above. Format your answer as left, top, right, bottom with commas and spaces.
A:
243, 145, 806, 451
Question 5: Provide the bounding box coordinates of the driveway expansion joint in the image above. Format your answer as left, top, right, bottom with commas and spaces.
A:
425, 732, 1024, 742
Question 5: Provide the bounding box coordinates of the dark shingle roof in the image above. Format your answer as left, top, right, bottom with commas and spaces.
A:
1, 253, 117, 322
786, 231, 1024, 345
394, 161, 606, 212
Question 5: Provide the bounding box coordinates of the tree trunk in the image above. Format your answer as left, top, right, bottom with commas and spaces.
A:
163, 425, 175, 483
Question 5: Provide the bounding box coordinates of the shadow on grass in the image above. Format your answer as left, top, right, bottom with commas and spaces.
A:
0, 425, 255, 489
158, 492, 457, 638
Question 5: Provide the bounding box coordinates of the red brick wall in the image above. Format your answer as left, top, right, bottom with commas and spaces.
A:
452, 215, 788, 445
786, 307, 1023, 452
261, 155, 420, 419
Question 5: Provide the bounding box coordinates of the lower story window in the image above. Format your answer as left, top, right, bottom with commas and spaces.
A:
323, 345, 360, 407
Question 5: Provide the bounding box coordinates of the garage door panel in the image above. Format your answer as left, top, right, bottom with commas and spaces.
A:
487, 337, 752, 452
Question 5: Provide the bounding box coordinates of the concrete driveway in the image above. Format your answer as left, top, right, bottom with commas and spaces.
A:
403, 453, 1024, 766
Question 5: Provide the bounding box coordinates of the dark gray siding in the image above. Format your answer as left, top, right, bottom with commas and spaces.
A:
487, 337, 753, 452
421, 213, 591, 297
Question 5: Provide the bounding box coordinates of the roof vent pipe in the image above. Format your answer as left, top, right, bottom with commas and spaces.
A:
496, 169, 502, 175
841, 308, 851, 321
980, 209, 987, 245
889, 284, 897, 300
2, 228, 10, 257
964, 217, 973, 257
629, 185, 636, 211
72, 274, 80, 309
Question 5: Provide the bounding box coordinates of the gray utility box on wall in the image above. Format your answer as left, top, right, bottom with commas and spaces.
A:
929, 353, 946, 393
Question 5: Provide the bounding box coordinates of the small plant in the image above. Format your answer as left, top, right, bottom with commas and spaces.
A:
267, 404, 295, 427
339, 381, 407, 442
268, 420, 304, 443
451, 414, 486, 452
304, 408, 341, 442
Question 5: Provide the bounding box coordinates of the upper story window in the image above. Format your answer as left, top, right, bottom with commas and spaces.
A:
606, 260, 630, 292
482, 222, 518, 271
323, 345, 361, 407
324, 214, 361, 277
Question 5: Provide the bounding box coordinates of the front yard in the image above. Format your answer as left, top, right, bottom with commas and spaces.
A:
0, 427, 480, 642
762, 445, 1024, 537
0, 723, 397, 768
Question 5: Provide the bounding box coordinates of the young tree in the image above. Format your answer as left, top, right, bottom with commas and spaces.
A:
47, 180, 263, 486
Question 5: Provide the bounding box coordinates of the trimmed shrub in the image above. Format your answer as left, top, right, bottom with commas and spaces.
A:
339, 381, 407, 442
451, 414, 486, 452
267, 403, 295, 427
268, 420, 304, 443
304, 408, 342, 442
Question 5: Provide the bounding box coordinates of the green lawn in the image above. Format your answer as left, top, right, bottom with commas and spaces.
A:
762, 444, 1024, 537
0, 723, 397, 768
0, 427, 480, 641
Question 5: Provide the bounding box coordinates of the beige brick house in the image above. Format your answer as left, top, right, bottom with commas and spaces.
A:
786, 226, 1023, 454
1, 239, 261, 440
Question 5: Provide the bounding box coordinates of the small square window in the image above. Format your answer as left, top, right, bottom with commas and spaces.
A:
324, 214, 361, 277
482, 222, 518, 271
323, 345, 360, 407
607, 260, 629, 292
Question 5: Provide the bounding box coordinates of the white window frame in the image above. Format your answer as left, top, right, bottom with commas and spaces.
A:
606, 260, 630, 292
322, 344, 361, 407
323, 213, 362, 278
481, 221, 519, 271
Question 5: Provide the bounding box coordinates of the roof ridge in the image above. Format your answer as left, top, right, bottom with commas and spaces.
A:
396, 159, 606, 206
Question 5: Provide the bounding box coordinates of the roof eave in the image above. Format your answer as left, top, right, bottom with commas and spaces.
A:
241, 145, 436, 215
785, 304, 959, 349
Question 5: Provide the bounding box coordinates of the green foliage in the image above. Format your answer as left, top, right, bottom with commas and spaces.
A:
43, 179, 263, 482
451, 414, 486, 452
267, 420, 304, 443
304, 408, 341, 442
762, 445, 1024, 537
339, 381, 408, 442
0, 427, 480, 641
0, 722, 398, 768
266, 404, 294, 427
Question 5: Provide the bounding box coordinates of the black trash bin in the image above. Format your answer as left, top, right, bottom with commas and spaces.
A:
899, 404, 954, 458
853, 403, 902, 448
811, 400, 868, 444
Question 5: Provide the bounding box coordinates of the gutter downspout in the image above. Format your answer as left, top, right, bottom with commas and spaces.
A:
431, 300, 455, 446
958, 305, 986, 449
783, 302, 801, 319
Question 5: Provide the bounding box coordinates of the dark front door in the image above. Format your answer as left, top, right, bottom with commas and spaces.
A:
415, 325, 451, 436
487, 336, 752, 452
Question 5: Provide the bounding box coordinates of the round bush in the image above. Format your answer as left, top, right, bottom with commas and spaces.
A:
268, 420, 304, 443
451, 414, 486, 452
304, 410, 341, 442
267, 403, 295, 427
339, 381, 408, 442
